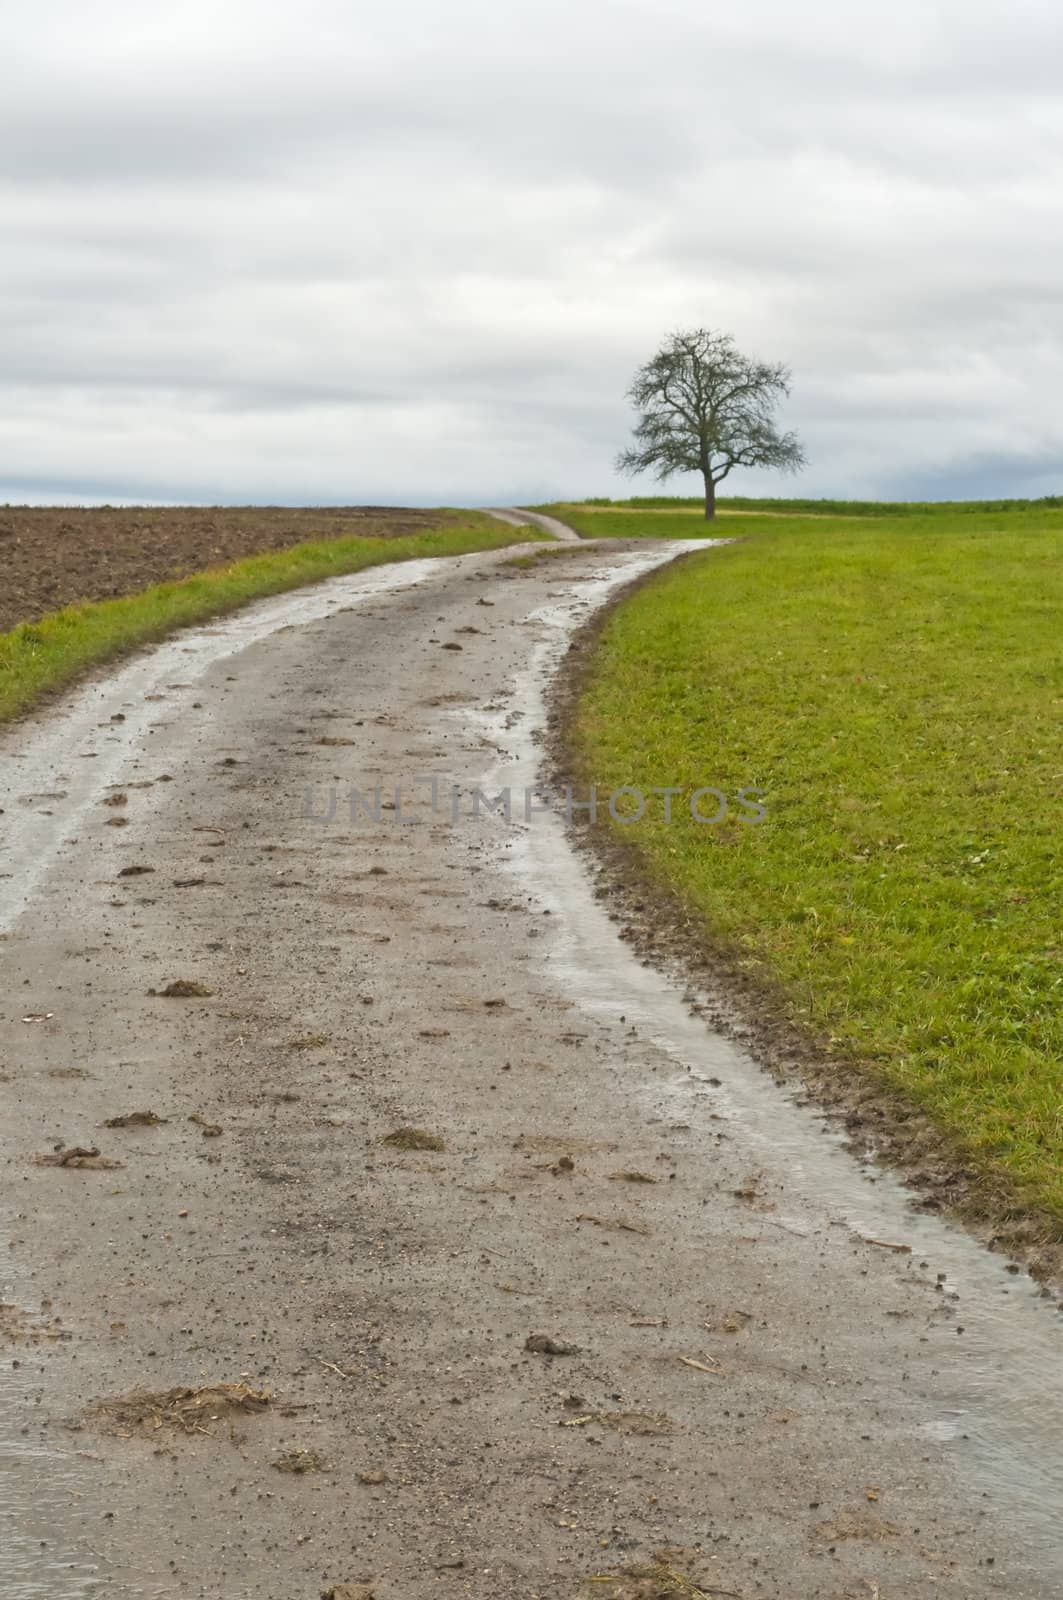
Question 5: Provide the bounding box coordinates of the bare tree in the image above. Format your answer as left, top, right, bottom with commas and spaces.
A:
616, 328, 806, 519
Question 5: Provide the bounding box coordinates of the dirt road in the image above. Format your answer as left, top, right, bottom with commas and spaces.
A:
1, 536, 1060, 1599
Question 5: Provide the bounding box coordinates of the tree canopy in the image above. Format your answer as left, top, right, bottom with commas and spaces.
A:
616, 328, 806, 518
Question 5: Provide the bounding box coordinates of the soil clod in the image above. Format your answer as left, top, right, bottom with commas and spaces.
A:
89, 1382, 272, 1436
382, 1127, 445, 1152
273, 1449, 328, 1473
578, 1564, 731, 1599
525, 1333, 581, 1356
35, 1146, 122, 1170
189, 1114, 224, 1137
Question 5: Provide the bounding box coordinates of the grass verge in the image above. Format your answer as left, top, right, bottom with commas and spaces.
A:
0, 515, 539, 725
541, 502, 839, 539
565, 501, 1063, 1232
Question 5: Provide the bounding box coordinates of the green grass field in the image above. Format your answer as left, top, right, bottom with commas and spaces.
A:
549, 494, 1063, 522
566, 500, 1063, 1221
0, 514, 537, 725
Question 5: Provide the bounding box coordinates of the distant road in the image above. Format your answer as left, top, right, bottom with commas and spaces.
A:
488, 505, 582, 541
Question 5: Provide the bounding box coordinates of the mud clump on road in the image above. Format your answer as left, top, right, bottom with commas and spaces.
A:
151, 979, 214, 998
189, 1112, 224, 1137
104, 1111, 167, 1128
813, 1505, 902, 1543
577, 1564, 720, 1599
273, 1448, 328, 1474
88, 1382, 272, 1437
0, 504, 468, 632
34, 1146, 122, 1170
382, 1126, 445, 1152
524, 1332, 581, 1356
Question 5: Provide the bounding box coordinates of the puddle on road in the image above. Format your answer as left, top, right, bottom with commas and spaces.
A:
0, 1243, 99, 1598
477, 540, 1063, 1575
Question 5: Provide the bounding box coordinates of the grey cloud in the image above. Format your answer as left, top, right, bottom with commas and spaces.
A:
3, 0, 1063, 504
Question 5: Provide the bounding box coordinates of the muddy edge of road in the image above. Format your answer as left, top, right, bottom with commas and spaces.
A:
545, 547, 1063, 1292
1, 532, 1061, 1600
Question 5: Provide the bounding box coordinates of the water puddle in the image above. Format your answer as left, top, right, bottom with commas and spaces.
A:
0, 1250, 100, 1597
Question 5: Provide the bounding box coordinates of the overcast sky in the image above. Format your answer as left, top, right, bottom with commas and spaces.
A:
4, 0, 1062, 505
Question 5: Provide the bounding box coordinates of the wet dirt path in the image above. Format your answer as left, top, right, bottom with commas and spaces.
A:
0, 539, 1060, 1599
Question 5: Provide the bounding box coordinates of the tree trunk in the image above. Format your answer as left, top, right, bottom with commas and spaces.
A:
703, 472, 717, 520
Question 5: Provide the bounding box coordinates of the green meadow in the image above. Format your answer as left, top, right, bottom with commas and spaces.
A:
562, 498, 1063, 1221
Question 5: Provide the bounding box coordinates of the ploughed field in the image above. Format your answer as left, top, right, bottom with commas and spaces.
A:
0, 504, 468, 632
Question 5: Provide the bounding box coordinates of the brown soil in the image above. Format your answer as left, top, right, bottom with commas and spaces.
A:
0, 505, 464, 632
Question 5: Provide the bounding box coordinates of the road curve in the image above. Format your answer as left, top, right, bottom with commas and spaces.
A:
0, 536, 1060, 1600
488, 506, 583, 541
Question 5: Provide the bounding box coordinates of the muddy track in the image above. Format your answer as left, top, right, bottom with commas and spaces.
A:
0, 537, 1060, 1599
